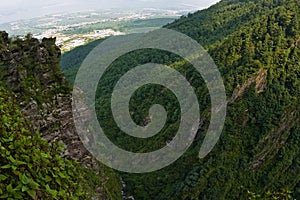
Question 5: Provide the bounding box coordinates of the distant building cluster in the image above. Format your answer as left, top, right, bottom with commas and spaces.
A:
91, 29, 124, 37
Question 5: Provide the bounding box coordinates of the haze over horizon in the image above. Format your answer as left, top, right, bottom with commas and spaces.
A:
0, 0, 220, 24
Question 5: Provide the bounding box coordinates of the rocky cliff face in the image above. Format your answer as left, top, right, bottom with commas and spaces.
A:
0, 31, 123, 199
0, 31, 95, 165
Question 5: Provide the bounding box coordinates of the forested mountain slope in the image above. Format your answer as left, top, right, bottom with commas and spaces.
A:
166, 0, 300, 199
61, 0, 300, 199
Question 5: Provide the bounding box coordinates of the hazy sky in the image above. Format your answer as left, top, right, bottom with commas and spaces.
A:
0, 0, 220, 24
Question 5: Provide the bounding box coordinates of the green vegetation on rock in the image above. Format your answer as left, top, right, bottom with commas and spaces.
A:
0, 86, 86, 199
0, 31, 122, 199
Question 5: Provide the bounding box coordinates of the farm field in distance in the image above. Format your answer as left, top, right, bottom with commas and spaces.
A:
0, 8, 191, 52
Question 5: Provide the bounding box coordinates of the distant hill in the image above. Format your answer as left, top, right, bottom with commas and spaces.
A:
61, 38, 105, 85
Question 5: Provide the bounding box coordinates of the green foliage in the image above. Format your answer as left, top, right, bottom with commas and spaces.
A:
0, 32, 123, 200
247, 189, 293, 200
61, 0, 300, 199
0, 86, 87, 199
0, 33, 71, 107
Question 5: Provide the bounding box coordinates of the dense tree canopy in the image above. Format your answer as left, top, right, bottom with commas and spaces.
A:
61, 0, 299, 199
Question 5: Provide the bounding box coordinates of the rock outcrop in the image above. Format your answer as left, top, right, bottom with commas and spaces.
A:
0, 31, 93, 165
